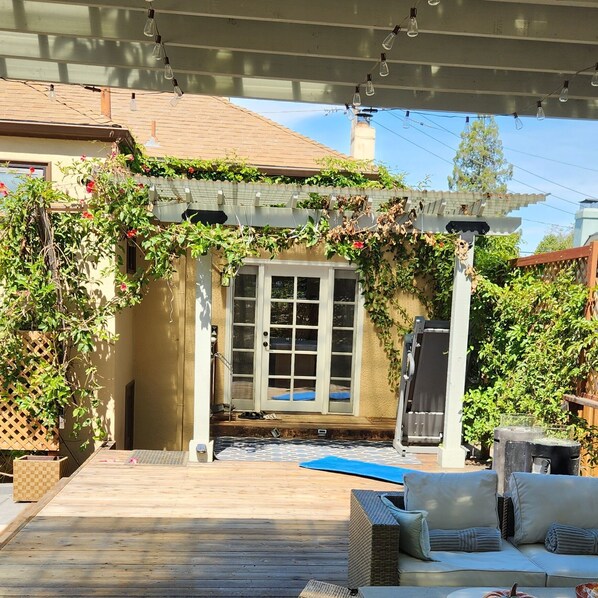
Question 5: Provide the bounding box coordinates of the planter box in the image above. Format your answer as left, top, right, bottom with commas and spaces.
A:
13, 455, 67, 502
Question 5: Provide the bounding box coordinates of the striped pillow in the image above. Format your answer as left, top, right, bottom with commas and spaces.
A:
545, 523, 598, 554
429, 527, 502, 552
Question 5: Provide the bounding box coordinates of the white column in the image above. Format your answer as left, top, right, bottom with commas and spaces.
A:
188, 255, 214, 462
437, 235, 475, 468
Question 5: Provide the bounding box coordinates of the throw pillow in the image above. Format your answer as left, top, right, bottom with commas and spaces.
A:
545, 523, 598, 554
403, 470, 500, 531
380, 494, 434, 561
429, 527, 502, 552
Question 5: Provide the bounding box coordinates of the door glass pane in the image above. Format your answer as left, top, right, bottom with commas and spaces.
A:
233, 299, 256, 324
269, 379, 291, 401
330, 379, 351, 402
270, 301, 293, 325
295, 328, 318, 352
332, 330, 353, 353
297, 277, 320, 300
233, 351, 254, 375
271, 276, 294, 299
294, 353, 317, 377
269, 353, 292, 376
233, 326, 254, 349
333, 303, 354, 328
234, 274, 257, 298
232, 377, 254, 402
331, 354, 352, 378
270, 328, 292, 350
296, 303, 319, 326
334, 278, 357, 302
293, 379, 316, 401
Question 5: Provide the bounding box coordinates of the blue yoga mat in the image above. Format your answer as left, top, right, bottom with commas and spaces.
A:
299, 456, 412, 484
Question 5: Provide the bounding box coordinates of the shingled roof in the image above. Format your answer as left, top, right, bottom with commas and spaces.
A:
0, 80, 347, 171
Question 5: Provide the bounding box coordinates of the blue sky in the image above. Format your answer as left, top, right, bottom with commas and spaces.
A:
233, 99, 598, 255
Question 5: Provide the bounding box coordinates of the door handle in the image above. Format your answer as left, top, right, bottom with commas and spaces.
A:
263, 341, 269, 348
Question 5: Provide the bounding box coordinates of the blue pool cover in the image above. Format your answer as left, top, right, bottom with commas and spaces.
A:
299, 455, 412, 484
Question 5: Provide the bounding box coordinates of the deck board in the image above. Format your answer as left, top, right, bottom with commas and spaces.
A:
0, 449, 474, 597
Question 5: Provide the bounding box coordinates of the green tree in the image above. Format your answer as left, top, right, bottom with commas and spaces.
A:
448, 116, 513, 193
534, 229, 574, 254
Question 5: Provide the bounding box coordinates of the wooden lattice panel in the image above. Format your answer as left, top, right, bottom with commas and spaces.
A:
519, 256, 588, 285
0, 331, 59, 451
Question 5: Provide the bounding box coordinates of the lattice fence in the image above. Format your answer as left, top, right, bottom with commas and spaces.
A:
0, 332, 59, 452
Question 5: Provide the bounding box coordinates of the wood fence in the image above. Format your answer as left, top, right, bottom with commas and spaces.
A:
514, 241, 598, 474
0, 332, 59, 452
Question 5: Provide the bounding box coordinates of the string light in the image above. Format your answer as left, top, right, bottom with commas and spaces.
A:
130, 92, 137, 111
352, 86, 362, 107
464, 116, 470, 133
559, 80, 569, 102
152, 35, 165, 60
592, 63, 598, 87
379, 53, 389, 77
428, 0, 440, 4
513, 112, 523, 130
382, 26, 400, 51
163, 57, 174, 80
365, 75, 375, 97
48, 84, 56, 100
170, 78, 184, 106
143, 8, 156, 37
407, 8, 418, 37
536, 100, 545, 120
345, 104, 355, 121
403, 110, 410, 129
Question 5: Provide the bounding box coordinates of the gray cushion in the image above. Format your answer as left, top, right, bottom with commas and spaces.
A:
380, 495, 433, 561
545, 523, 598, 554
403, 470, 499, 530
509, 473, 598, 545
397, 539, 546, 587
516, 542, 598, 587
429, 527, 502, 552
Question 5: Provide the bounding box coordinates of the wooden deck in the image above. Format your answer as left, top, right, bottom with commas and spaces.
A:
0, 448, 474, 597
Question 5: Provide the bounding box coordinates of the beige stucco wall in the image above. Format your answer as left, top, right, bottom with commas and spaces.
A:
0, 135, 132, 457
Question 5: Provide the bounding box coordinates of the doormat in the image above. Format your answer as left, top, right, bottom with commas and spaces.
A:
129, 450, 187, 466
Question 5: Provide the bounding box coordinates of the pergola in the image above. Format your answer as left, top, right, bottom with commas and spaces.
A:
1, 0, 590, 465
1, 1, 598, 118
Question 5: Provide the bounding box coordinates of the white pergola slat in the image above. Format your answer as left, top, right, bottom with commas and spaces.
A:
1, 0, 598, 117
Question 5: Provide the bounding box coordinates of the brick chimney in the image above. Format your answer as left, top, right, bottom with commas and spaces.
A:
350, 113, 376, 161
100, 88, 111, 120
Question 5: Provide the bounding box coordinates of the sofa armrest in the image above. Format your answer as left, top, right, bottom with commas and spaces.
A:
348, 489, 402, 589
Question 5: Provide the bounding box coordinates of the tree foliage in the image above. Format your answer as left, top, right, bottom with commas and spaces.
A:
534, 229, 574, 254
448, 116, 513, 193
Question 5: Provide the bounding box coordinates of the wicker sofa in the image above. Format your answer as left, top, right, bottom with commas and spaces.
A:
348, 471, 598, 590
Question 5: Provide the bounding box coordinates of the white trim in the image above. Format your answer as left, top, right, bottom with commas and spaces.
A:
243, 257, 356, 270
253, 264, 266, 412
223, 272, 233, 410
352, 279, 365, 417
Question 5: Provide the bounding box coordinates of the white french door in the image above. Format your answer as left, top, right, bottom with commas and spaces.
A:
228, 263, 361, 414
260, 266, 329, 412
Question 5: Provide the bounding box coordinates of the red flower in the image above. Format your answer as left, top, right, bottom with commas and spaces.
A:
80, 155, 86, 161
85, 180, 95, 193
188, 166, 195, 174
0, 182, 6, 190
352, 241, 365, 249
29, 167, 36, 174
82, 210, 93, 220
124, 154, 134, 161
126, 229, 137, 239
1, 190, 7, 197
137, 184, 145, 190
119, 282, 128, 292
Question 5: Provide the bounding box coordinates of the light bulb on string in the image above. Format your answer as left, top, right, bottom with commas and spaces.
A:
365, 75, 375, 97
48, 84, 56, 100
352, 86, 362, 107
130, 92, 137, 112
407, 8, 418, 38
513, 112, 523, 130
379, 53, 389, 77
592, 63, 598, 87
345, 104, 355, 121
143, 8, 156, 37
170, 78, 184, 106
464, 116, 470, 133
428, 0, 440, 5
164, 57, 174, 80
152, 35, 165, 60
382, 26, 400, 51
536, 101, 545, 120
403, 110, 410, 129
559, 80, 569, 102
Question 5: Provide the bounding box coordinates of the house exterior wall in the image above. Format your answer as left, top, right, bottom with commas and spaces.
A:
131, 245, 427, 449
0, 135, 131, 455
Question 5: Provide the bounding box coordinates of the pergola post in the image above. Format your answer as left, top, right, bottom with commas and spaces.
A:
188, 254, 214, 462
437, 234, 474, 469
